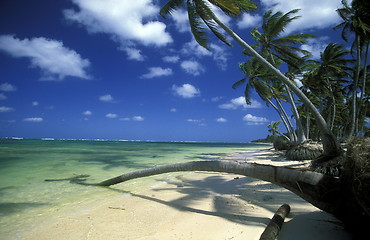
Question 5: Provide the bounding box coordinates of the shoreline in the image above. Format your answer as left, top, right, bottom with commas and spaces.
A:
21, 148, 351, 240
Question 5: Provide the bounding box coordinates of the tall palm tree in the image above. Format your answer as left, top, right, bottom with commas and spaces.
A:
303, 43, 352, 131
249, 9, 315, 144
335, 0, 370, 138
160, 0, 342, 158
234, 58, 298, 143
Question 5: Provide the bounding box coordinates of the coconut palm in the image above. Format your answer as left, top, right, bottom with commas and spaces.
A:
161, 0, 341, 158
249, 9, 316, 144
249, 9, 314, 68
335, 0, 370, 138
234, 58, 298, 143
303, 43, 352, 131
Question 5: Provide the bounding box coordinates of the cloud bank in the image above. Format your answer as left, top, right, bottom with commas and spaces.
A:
64, 0, 172, 47
0, 35, 90, 80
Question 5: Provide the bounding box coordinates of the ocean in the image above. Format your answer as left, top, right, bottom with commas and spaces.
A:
0, 139, 269, 239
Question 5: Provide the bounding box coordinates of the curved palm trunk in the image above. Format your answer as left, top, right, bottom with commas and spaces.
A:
286, 85, 307, 143
210, 13, 341, 157
96, 160, 339, 215
266, 98, 294, 142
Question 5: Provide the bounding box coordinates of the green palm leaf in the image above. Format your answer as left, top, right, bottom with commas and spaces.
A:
188, 1, 209, 49
160, 0, 185, 18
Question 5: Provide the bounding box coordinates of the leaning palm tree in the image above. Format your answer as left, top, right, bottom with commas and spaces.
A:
249, 9, 315, 145
161, 0, 341, 158
85, 138, 370, 237
234, 57, 298, 144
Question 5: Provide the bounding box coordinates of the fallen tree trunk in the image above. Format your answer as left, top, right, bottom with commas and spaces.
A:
259, 204, 290, 240
95, 161, 338, 215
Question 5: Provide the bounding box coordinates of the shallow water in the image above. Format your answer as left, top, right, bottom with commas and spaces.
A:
0, 139, 269, 239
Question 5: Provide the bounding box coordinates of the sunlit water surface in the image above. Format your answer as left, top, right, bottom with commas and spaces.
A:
0, 139, 269, 239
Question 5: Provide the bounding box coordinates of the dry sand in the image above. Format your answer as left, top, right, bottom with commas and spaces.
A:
23, 149, 352, 240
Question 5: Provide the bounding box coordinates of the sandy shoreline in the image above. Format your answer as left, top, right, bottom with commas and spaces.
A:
22, 148, 352, 240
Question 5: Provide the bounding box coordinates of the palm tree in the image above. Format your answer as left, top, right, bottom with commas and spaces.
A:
249, 9, 314, 68
234, 58, 298, 143
303, 43, 352, 132
335, 0, 370, 138
249, 9, 316, 145
160, 0, 341, 158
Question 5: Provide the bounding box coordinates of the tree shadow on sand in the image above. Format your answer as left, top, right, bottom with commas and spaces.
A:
104, 173, 348, 238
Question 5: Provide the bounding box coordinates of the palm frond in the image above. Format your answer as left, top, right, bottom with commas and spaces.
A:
187, 1, 209, 49
196, 0, 232, 46
232, 75, 247, 89
160, 0, 185, 18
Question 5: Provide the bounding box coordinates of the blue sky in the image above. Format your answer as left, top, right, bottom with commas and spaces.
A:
0, 0, 351, 142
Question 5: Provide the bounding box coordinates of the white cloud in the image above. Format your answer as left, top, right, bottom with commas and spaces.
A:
186, 119, 202, 123
180, 60, 205, 76
82, 110, 92, 115
64, 0, 172, 47
243, 114, 268, 125
0, 83, 17, 92
211, 96, 223, 102
260, 0, 342, 34
0, 35, 90, 80
216, 117, 227, 123
119, 116, 144, 121
171, 9, 189, 33
301, 37, 330, 60
106, 113, 118, 118
172, 84, 200, 99
23, 117, 43, 122
32, 101, 39, 106
123, 47, 145, 61
0, 106, 15, 112
163, 55, 180, 63
219, 97, 263, 110
237, 13, 262, 29
181, 40, 229, 71
99, 94, 114, 102
141, 67, 173, 79
0, 93, 6, 100
132, 116, 144, 121
182, 40, 211, 57
170, 108, 177, 112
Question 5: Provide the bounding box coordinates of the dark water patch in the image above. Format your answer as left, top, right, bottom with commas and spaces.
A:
0, 202, 49, 217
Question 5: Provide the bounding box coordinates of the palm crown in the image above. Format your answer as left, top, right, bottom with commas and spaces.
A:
160, 0, 256, 49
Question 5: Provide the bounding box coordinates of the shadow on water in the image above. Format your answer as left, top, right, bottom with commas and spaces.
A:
78, 154, 161, 170
0, 202, 50, 217
184, 153, 229, 161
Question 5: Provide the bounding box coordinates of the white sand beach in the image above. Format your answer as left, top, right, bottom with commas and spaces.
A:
22, 149, 352, 240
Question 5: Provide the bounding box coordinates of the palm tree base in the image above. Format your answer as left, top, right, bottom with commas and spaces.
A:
285, 141, 323, 161
273, 137, 292, 151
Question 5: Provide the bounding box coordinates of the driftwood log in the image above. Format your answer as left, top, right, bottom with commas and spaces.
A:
259, 204, 290, 240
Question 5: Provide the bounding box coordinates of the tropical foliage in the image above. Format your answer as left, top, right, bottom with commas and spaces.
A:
235, 1, 370, 147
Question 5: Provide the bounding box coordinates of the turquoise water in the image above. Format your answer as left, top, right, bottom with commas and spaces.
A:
0, 139, 269, 239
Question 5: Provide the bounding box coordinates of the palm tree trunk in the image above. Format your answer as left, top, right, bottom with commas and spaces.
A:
210, 12, 341, 157
266, 98, 294, 142
348, 35, 361, 138
266, 98, 293, 142
286, 85, 307, 143
96, 160, 338, 214
357, 41, 369, 135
